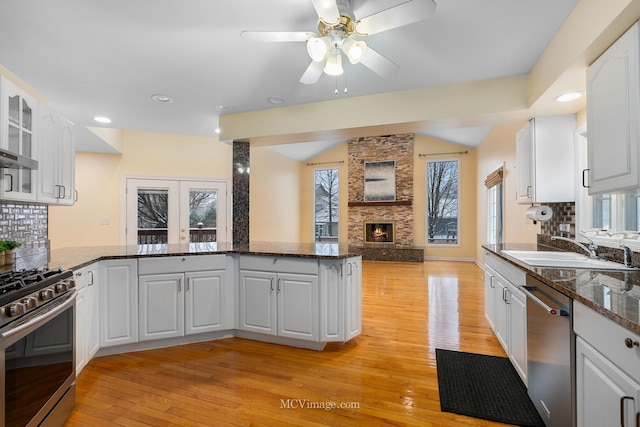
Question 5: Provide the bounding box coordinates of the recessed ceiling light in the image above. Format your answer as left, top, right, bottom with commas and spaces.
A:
93, 116, 111, 124
214, 128, 221, 134
267, 96, 286, 105
151, 94, 173, 103
554, 91, 583, 103
216, 105, 234, 112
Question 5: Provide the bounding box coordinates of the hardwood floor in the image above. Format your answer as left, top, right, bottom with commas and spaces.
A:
65, 261, 513, 427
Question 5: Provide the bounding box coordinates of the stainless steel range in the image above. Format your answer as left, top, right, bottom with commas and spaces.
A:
0, 267, 76, 427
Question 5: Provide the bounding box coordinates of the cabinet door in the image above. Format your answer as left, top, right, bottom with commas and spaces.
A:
37, 105, 59, 203
319, 259, 344, 342
86, 265, 100, 359
493, 275, 510, 351
57, 116, 75, 205
345, 257, 362, 341
139, 273, 184, 341
75, 286, 87, 374
185, 270, 225, 335
508, 286, 527, 383
239, 270, 277, 335
0, 77, 38, 202
587, 21, 640, 194
277, 272, 319, 341
99, 259, 138, 347
515, 121, 533, 203
484, 265, 497, 330
576, 337, 640, 427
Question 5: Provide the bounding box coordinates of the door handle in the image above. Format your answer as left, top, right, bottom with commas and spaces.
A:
520, 285, 569, 316
582, 168, 590, 188
178, 278, 182, 292
621, 396, 633, 427
270, 278, 274, 292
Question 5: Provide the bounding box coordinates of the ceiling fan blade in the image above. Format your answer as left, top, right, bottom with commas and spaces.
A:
240, 31, 316, 42
359, 47, 399, 78
311, 0, 340, 25
300, 60, 326, 84
355, 0, 436, 36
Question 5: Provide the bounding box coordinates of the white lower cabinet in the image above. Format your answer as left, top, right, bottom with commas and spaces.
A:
318, 256, 362, 342
239, 269, 319, 341
74, 262, 99, 374
99, 259, 138, 348
484, 251, 527, 383
138, 255, 228, 341
574, 301, 640, 427
239, 255, 319, 341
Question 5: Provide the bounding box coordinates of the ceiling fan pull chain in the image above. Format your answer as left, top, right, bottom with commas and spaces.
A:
335, 75, 339, 95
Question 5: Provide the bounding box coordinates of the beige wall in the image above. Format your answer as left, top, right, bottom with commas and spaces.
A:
414, 135, 477, 260
49, 131, 232, 249
299, 142, 349, 244
249, 146, 303, 243
475, 121, 540, 262
299, 134, 477, 259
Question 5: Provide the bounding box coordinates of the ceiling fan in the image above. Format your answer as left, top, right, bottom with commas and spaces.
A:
240, 0, 437, 84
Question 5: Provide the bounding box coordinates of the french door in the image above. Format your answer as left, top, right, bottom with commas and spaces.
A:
125, 178, 228, 245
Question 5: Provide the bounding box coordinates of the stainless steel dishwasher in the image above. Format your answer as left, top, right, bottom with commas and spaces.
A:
520, 275, 575, 427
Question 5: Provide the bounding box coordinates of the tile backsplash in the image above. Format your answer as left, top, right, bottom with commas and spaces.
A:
540, 202, 575, 238
0, 202, 48, 244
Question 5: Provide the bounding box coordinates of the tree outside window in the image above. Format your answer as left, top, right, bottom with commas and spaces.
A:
426, 160, 459, 245
314, 168, 339, 242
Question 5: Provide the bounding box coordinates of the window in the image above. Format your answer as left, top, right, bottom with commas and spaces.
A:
426, 160, 459, 245
314, 168, 339, 242
576, 127, 640, 250
487, 183, 504, 244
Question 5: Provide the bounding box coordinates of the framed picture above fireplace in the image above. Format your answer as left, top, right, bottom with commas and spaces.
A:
364, 160, 395, 202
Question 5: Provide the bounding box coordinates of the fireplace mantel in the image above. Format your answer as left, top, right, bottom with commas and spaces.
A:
348, 200, 412, 207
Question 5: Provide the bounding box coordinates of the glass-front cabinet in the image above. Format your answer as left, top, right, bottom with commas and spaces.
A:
0, 77, 38, 201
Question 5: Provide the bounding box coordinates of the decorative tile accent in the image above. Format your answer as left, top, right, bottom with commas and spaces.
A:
232, 141, 250, 246
0, 202, 48, 244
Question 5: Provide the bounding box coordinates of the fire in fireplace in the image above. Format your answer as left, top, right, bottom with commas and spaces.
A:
364, 221, 395, 244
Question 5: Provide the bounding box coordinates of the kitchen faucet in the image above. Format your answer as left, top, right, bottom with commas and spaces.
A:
551, 231, 599, 259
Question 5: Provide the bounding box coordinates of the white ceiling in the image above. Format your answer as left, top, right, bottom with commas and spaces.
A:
0, 0, 579, 159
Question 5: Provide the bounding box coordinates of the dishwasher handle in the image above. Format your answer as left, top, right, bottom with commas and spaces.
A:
520, 285, 569, 316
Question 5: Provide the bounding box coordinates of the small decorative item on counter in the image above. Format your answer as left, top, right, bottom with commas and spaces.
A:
0, 241, 21, 266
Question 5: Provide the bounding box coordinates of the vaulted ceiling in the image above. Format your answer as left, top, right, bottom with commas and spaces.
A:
0, 0, 590, 158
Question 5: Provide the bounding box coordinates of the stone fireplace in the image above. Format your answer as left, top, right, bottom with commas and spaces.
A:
347, 134, 424, 262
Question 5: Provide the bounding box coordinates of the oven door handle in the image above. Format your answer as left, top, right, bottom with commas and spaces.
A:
0, 292, 75, 341
519, 285, 569, 316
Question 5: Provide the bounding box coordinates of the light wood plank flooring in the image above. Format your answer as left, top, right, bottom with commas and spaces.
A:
65, 261, 513, 427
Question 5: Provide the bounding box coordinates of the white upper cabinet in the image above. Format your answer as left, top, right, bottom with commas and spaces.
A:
38, 105, 75, 205
586, 21, 640, 194
0, 77, 38, 202
516, 114, 576, 204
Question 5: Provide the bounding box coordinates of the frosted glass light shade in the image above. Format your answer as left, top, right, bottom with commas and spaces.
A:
307, 37, 329, 62
324, 52, 343, 76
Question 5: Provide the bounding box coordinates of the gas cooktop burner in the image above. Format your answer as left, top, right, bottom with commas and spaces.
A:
0, 267, 64, 295
0, 267, 74, 328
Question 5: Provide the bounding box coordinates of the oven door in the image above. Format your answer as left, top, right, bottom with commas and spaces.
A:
0, 292, 76, 427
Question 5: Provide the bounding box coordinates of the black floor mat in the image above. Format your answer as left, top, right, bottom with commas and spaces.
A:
436, 348, 545, 427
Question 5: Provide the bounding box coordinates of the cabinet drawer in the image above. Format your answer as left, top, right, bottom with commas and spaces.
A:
574, 301, 640, 377
239, 255, 318, 275
138, 255, 226, 275
485, 251, 526, 286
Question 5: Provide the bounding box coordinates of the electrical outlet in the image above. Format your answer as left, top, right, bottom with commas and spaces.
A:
559, 223, 570, 232
100, 217, 110, 225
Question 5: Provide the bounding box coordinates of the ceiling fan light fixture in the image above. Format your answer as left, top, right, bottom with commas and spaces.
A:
342, 39, 367, 64
307, 37, 330, 62
324, 51, 343, 76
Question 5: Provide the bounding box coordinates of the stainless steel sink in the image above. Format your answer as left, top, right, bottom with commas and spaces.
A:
501, 250, 639, 271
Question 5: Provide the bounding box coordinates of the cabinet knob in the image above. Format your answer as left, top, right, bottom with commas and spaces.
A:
624, 337, 639, 348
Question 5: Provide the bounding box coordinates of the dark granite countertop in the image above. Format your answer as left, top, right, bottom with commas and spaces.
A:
483, 243, 640, 336
37, 241, 360, 272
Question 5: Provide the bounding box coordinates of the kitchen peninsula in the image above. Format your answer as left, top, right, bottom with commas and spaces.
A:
35, 242, 362, 374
